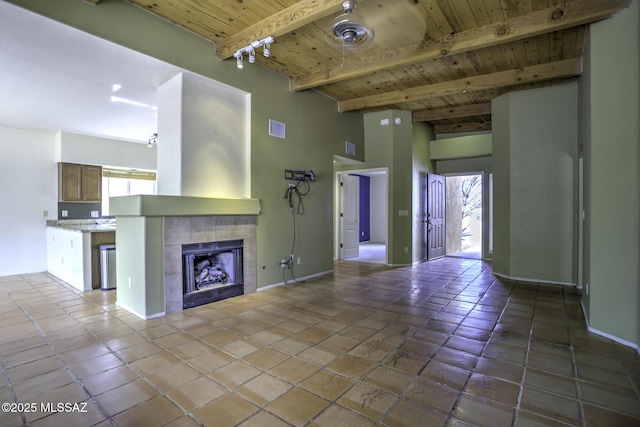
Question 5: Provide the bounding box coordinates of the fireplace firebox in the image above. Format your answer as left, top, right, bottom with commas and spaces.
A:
182, 239, 243, 309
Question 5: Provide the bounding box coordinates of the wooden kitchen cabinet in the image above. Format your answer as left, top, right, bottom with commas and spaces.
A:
59, 162, 102, 202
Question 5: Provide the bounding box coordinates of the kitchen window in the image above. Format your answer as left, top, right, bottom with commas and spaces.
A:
101, 168, 156, 215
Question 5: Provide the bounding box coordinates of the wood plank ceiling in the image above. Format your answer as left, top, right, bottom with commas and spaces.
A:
111, 0, 629, 134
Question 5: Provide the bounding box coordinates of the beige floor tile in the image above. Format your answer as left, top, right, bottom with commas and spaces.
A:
464, 372, 520, 406
243, 347, 290, 370
328, 354, 375, 379
237, 410, 292, 427
452, 393, 515, 426
210, 360, 261, 388
363, 366, 414, 394
147, 362, 202, 392
300, 369, 354, 400
192, 393, 259, 427
308, 404, 375, 427
68, 352, 123, 379
383, 399, 448, 427
338, 382, 398, 421
13, 368, 75, 401
236, 373, 292, 405
83, 365, 140, 396
267, 387, 330, 426
404, 377, 460, 413
188, 348, 236, 373
94, 379, 159, 416
113, 396, 182, 426
270, 357, 320, 384
168, 376, 226, 412
520, 387, 581, 425
2, 260, 640, 427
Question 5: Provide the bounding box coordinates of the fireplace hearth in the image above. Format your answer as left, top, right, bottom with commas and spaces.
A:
182, 239, 243, 309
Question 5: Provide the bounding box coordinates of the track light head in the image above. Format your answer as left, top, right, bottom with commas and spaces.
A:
234, 52, 243, 69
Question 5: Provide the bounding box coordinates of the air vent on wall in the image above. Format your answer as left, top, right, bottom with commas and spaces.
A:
345, 141, 356, 156
269, 119, 286, 139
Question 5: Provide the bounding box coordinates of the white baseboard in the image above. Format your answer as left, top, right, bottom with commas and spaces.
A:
116, 301, 165, 320
258, 269, 334, 292
493, 271, 576, 287
580, 300, 639, 354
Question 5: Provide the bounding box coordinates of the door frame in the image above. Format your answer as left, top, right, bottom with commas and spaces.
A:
335, 167, 389, 263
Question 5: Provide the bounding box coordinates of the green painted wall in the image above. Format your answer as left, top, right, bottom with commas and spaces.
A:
492, 83, 579, 285
337, 110, 432, 265
115, 216, 164, 317
430, 134, 492, 160
10, 0, 365, 289
491, 95, 512, 275
582, 4, 640, 346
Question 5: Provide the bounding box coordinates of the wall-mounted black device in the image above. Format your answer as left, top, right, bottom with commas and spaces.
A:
285, 169, 315, 182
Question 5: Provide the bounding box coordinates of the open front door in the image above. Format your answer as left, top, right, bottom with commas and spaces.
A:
426, 173, 446, 260
340, 174, 360, 259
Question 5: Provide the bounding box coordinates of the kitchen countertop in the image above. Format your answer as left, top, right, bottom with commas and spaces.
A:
46, 219, 116, 233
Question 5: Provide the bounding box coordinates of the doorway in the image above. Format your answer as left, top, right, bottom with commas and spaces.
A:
335, 168, 388, 264
445, 174, 482, 259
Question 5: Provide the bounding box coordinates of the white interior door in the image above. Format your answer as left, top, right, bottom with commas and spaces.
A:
340, 174, 360, 259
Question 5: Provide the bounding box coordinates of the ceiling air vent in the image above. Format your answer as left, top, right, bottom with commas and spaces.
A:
269, 119, 285, 139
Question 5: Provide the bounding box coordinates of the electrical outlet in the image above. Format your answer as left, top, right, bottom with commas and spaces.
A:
404, 247, 408, 253
43, 210, 49, 218
128, 277, 132, 288
61, 210, 68, 217
280, 259, 287, 267
91, 211, 99, 218
297, 257, 301, 265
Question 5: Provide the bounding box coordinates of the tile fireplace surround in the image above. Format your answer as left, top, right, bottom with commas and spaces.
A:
163, 215, 257, 314
109, 195, 260, 319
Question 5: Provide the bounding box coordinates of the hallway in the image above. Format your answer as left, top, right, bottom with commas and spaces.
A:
1, 258, 639, 426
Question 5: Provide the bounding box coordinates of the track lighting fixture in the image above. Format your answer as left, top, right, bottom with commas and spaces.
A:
233, 36, 274, 69
234, 52, 243, 69
147, 133, 157, 148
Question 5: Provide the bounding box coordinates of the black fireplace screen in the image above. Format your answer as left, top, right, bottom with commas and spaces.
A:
182, 239, 243, 309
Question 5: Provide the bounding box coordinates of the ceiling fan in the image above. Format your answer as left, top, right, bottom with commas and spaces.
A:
326, 1, 374, 50
325, 0, 427, 55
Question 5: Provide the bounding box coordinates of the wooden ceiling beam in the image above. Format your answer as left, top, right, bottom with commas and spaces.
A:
435, 122, 492, 134
290, 0, 630, 91
215, 0, 344, 60
338, 58, 582, 112
413, 103, 492, 122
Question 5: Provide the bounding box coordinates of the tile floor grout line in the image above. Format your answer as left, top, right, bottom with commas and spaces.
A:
4, 280, 116, 427
0, 284, 29, 426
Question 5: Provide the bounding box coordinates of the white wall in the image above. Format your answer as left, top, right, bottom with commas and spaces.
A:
57, 131, 156, 170
157, 73, 250, 198
0, 125, 58, 275
0, 125, 158, 276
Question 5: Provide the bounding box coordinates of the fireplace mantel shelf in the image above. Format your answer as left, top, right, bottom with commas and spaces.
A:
109, 195, 260, 217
